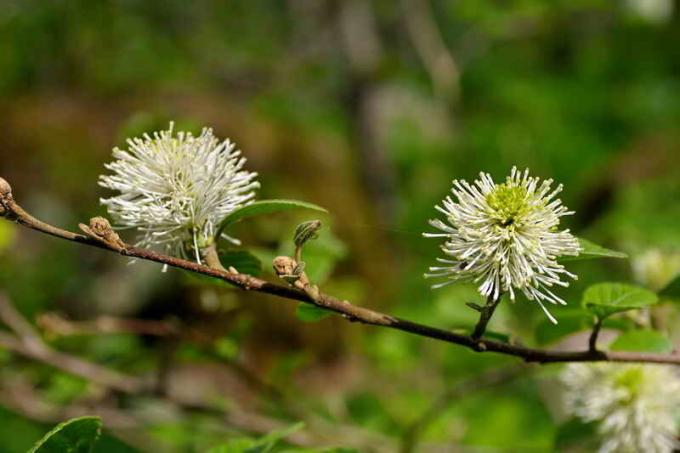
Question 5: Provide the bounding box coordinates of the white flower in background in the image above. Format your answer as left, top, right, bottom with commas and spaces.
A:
625, 0, 674, 23
562, 363, 680, 453
631, 248, 680, 292
100, 123, 259, 263
424, 167, 580, 323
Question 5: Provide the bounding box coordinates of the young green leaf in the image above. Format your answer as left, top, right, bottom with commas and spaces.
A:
29, 416, 102, 453
560, 238, 627, 262
296, 304, 333, 322
217, 200, 327, 238
581, 283, 658, 319
609, 330, 673, 353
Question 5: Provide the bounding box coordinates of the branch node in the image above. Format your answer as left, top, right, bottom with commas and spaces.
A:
78, 217, 127, 252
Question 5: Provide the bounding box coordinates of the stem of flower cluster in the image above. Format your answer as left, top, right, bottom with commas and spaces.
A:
202, 244, 227, 272
589, 317, 603, 352
471, 294, 502, 341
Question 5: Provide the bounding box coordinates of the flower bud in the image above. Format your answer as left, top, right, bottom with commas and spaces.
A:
0, 177, 11, 197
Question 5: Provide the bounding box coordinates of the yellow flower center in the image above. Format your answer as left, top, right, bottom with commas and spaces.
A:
486, 183, 529, 227
614, 367, 644, 403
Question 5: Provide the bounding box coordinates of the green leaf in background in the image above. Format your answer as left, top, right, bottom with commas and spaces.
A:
296, 304, 333, 322
0, 222, 16, 253
218, 250, 263, 276
581, 282, 658, 319
559, 238, 627, 262
29, 416, 102, 453
609, 330, 673, 353
659, 275, 680, 302
217, 200, 328, 237
207, 422, 304, 453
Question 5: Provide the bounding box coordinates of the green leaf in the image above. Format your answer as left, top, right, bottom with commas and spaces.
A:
296, 304, 333, 322
560, 238, 627, 262
609, 330, 673, 353
659, 275, 680, 301
218, 200, 327, 236
219, 250, 263, 276
581, 283, 658, 319
29, 416, 102, 453
207, 422, 304, 453
0, 222, 16, 252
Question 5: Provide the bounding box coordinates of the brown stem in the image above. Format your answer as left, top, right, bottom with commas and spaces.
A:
0, 295, 144, 393
0, 179, 677, 365
202, 243, 227, 271
589, 317, 603, 352
471, 293, 502, 341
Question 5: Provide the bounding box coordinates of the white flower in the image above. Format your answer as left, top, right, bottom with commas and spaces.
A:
562, 363, 680, 453
99, 123, 259, 263
632, 248, 680, 292
424, 167, 580, 323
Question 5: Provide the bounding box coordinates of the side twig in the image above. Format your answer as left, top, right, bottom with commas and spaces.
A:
470, 294, 503, 342
0, 294, 144, 393
589, 317, 603, 352
0, 177, 677, 365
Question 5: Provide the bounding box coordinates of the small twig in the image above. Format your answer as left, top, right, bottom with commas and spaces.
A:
0, 293, 145, 393
37, 312, 179, 338
0, 292, 43, 345
1, 177, 679, 365
471, 293, 503, 342
401, 0, 461, 102
589, 317, 603, 352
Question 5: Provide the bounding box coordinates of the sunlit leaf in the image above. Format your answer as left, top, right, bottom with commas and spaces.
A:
581, 283, 658, 319
29, 416, 102, 453
609, 330, 673, 353
560, 238, 627, 262
0, 222, 16, 252
218, 200, 327, 236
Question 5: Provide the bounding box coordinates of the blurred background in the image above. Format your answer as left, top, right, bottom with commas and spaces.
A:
0, 0, 679, 451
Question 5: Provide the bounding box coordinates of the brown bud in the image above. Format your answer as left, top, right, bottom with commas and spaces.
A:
0, 177, 11, 196
89, 216, 113, 236
273, 256, 297, 277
